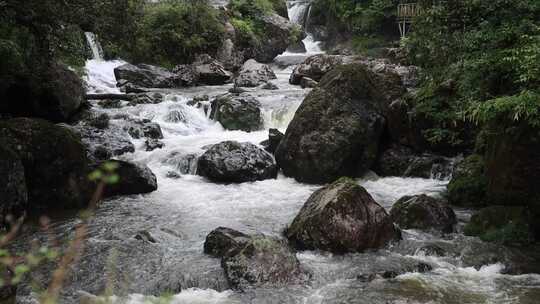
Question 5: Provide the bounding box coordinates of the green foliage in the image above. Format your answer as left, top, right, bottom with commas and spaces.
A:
229, 0, 278, 17
311, 0, 399, 36
464, 206, 534, 245
129, 1, 224, 67
406, 0, 540, 132
230, 18, 262, 47
447, 155, 487, 207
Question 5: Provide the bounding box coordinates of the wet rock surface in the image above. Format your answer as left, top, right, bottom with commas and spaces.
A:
286, 178, 400, 253
210, 94, 262, 132
390, 195, 457, 233
100, 160, 158, 197
234, 59, 277, 87
197, 141, 278, 183
114, 63, 185, 89
205, 227, 306, 290
276, 64, 403, 183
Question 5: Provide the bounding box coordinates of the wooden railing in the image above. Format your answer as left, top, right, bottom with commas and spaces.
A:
397, 3, 421, 21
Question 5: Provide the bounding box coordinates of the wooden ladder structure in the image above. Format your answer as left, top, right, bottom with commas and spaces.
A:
397, 2, 420, 38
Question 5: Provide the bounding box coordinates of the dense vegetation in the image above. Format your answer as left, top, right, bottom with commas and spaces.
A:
405, 0, 540, 149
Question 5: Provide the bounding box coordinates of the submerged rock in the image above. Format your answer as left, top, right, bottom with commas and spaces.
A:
124, 118, 163, 140
285, 178, 400, 253
390, 195, 457, 233
210, 94, 262, 132
234, 59, 277, 88
101, 160, 157, 197
205, 227, 306, 290
204, 227, 251, 258
197, 141, 278, 183
276, 64, 403, 183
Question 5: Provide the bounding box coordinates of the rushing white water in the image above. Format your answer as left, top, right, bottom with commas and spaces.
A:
285, 0, 323, 55
84, 32, 105, 60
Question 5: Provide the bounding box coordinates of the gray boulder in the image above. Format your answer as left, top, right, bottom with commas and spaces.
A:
210, 94, 262, 132
276, 64, 406, 183
204, 227, 306, 290
193, 55, 232, 85
197, 141, 278, 183
289, 54, 351, 85
285, 178, 400, 253
114, 63, 185, 88
390, 195, 457, 233
234, 59, 277, 88
100, 160, 158, 197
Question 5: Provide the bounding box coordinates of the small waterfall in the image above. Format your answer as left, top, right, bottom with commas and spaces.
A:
286, 0, 322, 54
84, 32, 104, 60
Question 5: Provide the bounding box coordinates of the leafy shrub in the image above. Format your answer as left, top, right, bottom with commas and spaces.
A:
131, 1, 225, 67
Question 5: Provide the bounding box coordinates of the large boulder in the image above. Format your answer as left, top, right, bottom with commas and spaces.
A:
0, 118, 93, 211
447, 154, 487, 207
192, 54, 232, 85
197, 141, 278, 183
100, 160, 157, 197
251, 13, 298, 63
234, 59, 277, 87
289, 54, 350, 85
204, 227, 306, 290
276, 63, 406, 183
0, 145, 27, 226
114, 63, 185, 89
285, 178, 400, 253
123, 118, 163, 140
390, 195, 457, 233
210, 94, 263, 132
0, 62, 84, 122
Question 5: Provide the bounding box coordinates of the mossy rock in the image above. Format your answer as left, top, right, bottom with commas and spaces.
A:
464, 206, 534, 245
447, 154, 487, 207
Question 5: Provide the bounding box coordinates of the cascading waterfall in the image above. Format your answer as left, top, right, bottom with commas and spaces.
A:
286, 0, 322, 54
84, 32, 105, 61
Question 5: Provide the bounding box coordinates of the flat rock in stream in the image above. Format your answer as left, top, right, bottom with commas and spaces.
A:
197, 141, 278, 183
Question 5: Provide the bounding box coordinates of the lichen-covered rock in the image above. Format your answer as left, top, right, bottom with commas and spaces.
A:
0, 145, 27, 226
0, 118, 93, 211
100, 160, 157, 197
210, 95, 262, 132
234, 59, 277, 87
447, 154, 487, 207
276, 64, 406, 183
114, 63, 186, 89
197, 141, 278, 183
464, 206, 534, 245
204, 227, 251, 258
285, 178, 400, 253
220, 233, 306, 289
390, 195, 457, 233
